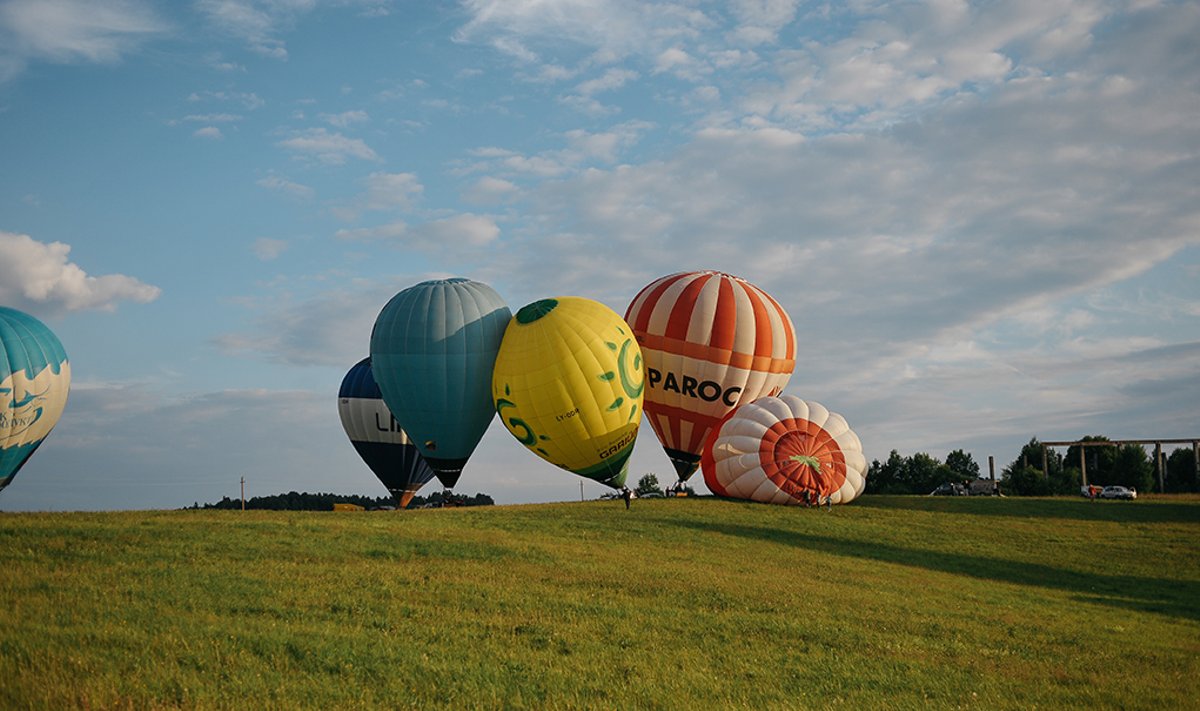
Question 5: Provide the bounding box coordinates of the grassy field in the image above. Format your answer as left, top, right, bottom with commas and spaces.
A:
1, 495, 1197, 710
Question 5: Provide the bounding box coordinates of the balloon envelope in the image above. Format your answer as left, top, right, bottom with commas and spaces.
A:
370, 278, 511, 489
338, 357, 436, 508
625, 271, 796, 481
492, 297, 644, 489
702, 395, 866, 505
1, 307, 70, 494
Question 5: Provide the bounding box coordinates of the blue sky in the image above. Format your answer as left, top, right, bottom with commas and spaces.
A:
1, 0, 1197, 510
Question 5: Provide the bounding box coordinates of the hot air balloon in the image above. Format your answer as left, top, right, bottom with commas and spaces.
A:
701, 395, 866, 505
338, 357, 436, 509
492, 297, 644, 490
370, 278, 511, 490
1, 307, 70, 495
625, 271, 796, 483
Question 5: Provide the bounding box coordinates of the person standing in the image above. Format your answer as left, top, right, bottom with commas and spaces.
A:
622, 487, 632, 510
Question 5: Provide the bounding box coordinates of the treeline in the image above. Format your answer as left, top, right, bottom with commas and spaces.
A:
865, 449, 982, 495
190, 490, 495, 511
1002, 437, 1197, 496
864, 437, 1199, 496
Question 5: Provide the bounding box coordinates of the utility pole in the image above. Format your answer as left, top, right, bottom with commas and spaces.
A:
240, 477, 245, 511
580, 481, 584, 502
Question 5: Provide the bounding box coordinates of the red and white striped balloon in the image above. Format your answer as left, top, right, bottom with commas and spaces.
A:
702, 395, 867, 505
625, 271, 796, 481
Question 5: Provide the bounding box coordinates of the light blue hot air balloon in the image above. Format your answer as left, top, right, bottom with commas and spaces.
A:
369, 278, 511, 489
1, 307, 70, 495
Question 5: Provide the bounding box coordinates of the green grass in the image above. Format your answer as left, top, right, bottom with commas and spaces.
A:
1, 495, 1198, 709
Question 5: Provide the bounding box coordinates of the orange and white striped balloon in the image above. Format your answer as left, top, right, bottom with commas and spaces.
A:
624, 271, 796, 481
701, 395, 867, 505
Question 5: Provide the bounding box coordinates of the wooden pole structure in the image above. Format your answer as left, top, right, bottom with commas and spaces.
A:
1155, 442, 1164, 493
240, 476, 246, 511
1080, 447, 1087, 488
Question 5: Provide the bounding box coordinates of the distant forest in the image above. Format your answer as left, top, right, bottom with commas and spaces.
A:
866, 436, 1199, 496
190, 490, 495, 511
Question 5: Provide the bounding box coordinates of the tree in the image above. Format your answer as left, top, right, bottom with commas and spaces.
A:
1111, 444, 1154, 493
635, 474, 663, 497
1002, 465, 1054, 496
1166, 447, 1199, 493
906, 452, 955, 494
865, 450, 906, 494
1008, 438, 1062, 479
945, 449, 980, 480
1064, 436, 1116, 485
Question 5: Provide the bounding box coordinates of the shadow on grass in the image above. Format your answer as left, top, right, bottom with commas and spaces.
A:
853, 496, 1200, 524
667, 518, 1200, 622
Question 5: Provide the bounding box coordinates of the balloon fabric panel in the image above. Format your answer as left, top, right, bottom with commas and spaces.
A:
370, 278, 510, 488
337, 357, 435, 506
625, 271, 796, 480
702, 395, 866, 506
1, 307, 70, 494
493, 298, 643, 489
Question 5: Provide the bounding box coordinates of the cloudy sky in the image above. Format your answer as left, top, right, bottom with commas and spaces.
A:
2, 0, 1197, 510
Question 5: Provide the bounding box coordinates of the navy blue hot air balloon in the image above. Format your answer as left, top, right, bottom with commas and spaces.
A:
1, 307, 70, 495
370, 278, 511, 489
338, 357, 435, 509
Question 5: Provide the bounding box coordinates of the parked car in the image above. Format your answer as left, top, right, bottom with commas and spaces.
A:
930, 482, 968, 496
1099, 485, 1137, 500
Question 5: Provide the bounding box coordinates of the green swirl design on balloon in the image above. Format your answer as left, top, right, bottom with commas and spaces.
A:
496, 394, 537, 446
600, 332, 644, 424
617, 338, 643, 399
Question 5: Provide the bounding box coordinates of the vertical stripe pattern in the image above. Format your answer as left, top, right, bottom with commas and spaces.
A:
624, 271, 796, 479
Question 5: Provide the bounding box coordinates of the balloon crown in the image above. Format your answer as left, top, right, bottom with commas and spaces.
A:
516, 299, 559, 324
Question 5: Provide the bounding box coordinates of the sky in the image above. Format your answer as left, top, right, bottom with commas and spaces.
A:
1, 0, 1197, 511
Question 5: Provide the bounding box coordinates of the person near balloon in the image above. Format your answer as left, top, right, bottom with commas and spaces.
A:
622, 487, 632, 510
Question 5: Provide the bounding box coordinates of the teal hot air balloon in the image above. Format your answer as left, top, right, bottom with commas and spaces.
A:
1, 307, 70, 494
370, 278, 511, 489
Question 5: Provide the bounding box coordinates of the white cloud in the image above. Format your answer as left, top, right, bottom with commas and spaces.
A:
256, 174, 314, 200
196, 0, 292, 59
187, 90, 264, 110
0, 231, 161, 312
410, 214, 500, 247
361, 171, 423, 211
575, 67, 637, 96
320, 109, 369, 127
213, 279, 411, 367
728, 0, 799, 45
456, 0, 714, 63
464, 176, 520, 205
196, 0, 397, 60
336, 214, 500, 249
277, 128, 380, 164
192, 126, 223, 139
180, 113, 242, 123
0, 0, 168, 81
252, 237, 287, 260
335, 221, 408, 242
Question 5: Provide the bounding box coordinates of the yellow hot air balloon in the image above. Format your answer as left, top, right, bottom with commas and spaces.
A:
492, 297, 644, 489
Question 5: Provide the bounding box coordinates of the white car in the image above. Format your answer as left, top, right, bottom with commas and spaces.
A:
1099, 485, 1137, 500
